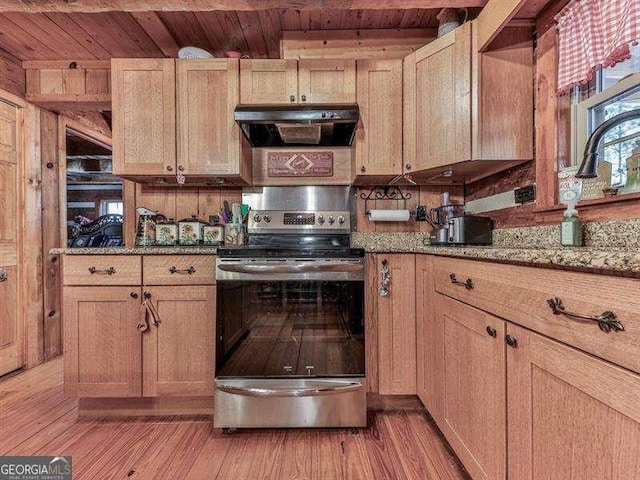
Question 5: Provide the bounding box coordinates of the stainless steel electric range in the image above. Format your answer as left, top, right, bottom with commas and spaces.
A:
214, 187, 365, 430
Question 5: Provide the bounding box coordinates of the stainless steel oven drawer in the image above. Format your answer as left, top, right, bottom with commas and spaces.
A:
214, 378, 366, 428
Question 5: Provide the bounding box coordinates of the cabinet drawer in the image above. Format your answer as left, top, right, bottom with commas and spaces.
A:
143, 255, 215, 285
63, 255, 141, 286
433, 256, 640, 374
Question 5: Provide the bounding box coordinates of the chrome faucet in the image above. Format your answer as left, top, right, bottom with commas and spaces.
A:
576, 108, 640, 178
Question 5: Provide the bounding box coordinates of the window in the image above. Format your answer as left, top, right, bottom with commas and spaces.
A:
100, 200, 124, 216
572, 44, 640, 188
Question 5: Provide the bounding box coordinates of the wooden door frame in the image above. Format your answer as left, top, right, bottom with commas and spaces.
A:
57, 116, 113, 246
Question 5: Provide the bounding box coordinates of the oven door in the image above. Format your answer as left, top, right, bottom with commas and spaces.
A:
215, 257, 365, 428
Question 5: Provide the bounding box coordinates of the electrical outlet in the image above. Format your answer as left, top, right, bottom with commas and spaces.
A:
514, 185, 536, 204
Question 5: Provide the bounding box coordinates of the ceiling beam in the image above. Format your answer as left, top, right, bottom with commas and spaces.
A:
0, 1, 488, 13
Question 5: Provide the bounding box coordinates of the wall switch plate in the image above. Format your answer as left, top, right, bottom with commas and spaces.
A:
514, 185, 536, 204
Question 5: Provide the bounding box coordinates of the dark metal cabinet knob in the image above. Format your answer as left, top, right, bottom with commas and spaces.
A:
289, 95, 295, 102
178, 165, 185, 172
130, 292, 139, 299
486, 326, 497, 338
360, 165, 366, 173
301, 94, 307, 102
405, 163, 412, 170
505, 335, 518, 348
166, 165, 173, 172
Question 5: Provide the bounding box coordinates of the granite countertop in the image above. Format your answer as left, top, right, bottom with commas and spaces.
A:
351, 225, 640, 277
50, 246, 219, 255
51, 219, 640, 276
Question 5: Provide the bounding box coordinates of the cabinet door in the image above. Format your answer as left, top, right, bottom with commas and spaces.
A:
0, 101, 22, 376
143, 285, 215, 396
63, 286, 142, 397
377, 254, 416, 395
405, 22, 471, 172
176, 59, 244, 176
355, 59, 402, 178
438, 293, 506, 480
415, 256, 443, 420
507, 324, 640, 480
112, 58, 175, 176
298, 59, 356, 104
240, 59, 298, 104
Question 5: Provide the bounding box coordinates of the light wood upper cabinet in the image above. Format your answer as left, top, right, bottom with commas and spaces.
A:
354, 59, 403, 181
240, 59, 298, 104
438, 293, 506, 480
142, 285, 215, 397
63, 286, 143, 397
112, 59, 250, 183
240, 59, 355, 104
176, 59, 248, 178
506, 324, 640, 480
112, 59, 176, 177
372, 254, 416, 395
404, 21, 533, 181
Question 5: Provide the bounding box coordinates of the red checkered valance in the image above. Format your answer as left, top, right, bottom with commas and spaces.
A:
556, 0, 640, 95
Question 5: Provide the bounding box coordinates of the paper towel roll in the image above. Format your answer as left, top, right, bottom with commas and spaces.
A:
368, 209, 411, 222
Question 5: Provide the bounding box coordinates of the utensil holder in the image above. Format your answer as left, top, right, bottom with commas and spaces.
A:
224, 223, 247, 247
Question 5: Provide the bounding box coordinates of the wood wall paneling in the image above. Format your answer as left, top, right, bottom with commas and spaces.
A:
40, 110, 62, 360
23, 104, 45, 368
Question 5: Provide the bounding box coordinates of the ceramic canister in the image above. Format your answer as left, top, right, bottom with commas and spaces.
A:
155, 220, 178, 246
203, 225, 224, 245
178, 216, 205, 245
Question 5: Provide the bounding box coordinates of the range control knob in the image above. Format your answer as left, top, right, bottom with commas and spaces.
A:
253, 214, 262, 223
328, 215, 335, 224
263, 214, 271, 223
317, 214, 325, 224
337, 215, 345, 225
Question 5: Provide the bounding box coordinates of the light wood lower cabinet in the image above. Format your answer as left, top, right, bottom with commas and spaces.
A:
64, 286, 142, 397
437, 293, 506, 480
143, 286, 216, 396
419, 256, 640, 480
366, 253, 416, 395
63, 255, 217, 398
506, 323, 640, 480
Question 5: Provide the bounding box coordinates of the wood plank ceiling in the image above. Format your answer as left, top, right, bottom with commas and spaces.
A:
0, 8, 488, 61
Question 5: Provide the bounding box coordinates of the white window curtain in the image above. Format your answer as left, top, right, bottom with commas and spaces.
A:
556, 0, 639, 95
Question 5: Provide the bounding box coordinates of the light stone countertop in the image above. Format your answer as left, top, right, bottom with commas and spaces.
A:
51, 219, 640, 276
50, 246, 219, 255
351, 229, 640, 277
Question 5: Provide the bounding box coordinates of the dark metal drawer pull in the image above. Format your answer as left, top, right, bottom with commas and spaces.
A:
486, 326, 497, 338
449, 273, 473, 290
547, 297, 624, 333
88, 266, 116, 275
169, 266, 196, 275
0, 270, 6, 282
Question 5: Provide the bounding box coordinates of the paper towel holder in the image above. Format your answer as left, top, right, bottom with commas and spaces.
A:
360, 186, 413, 215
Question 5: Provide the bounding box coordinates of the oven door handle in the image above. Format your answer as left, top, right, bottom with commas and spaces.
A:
217, 381, 363, 398
217, 263, 363, 274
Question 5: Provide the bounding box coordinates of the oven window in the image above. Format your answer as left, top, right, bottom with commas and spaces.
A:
216, 280, 365, 377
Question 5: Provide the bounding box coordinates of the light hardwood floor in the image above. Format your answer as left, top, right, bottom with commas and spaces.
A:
0, 358, 469, 480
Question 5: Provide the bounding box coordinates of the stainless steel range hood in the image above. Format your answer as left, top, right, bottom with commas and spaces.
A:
234, 104, 359, 147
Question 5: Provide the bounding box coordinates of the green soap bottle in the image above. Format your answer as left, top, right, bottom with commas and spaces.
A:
560, 203, 582, 247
